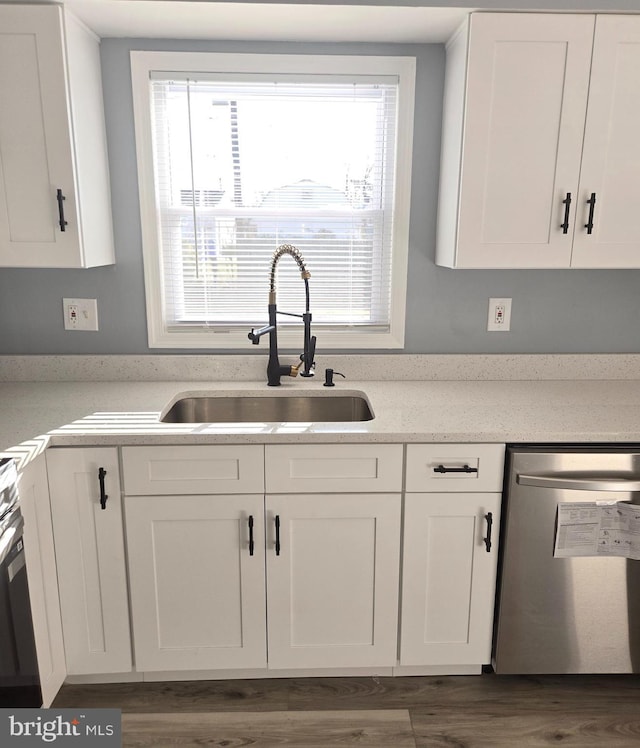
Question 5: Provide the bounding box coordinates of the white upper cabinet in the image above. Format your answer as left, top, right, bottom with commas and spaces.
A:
0, 5, 114, 268
436, 13, 640, 269
571, 16, 640, 268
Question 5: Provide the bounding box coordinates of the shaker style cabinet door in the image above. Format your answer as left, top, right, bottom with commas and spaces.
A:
399, 492, 501, 667
436, 13, 595, 268
124, 494, 267, 672
570, 16, 640, 268
265, 493, 401, 669
18, 454, 66, 707
47, 448, 131, 674
0, 5, 114, 267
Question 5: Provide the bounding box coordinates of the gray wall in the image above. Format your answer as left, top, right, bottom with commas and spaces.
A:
1, 35, 639, 355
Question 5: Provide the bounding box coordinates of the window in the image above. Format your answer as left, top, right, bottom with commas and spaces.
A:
131, 52, 415, 349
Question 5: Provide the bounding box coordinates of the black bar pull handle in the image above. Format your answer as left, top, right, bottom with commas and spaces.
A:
275, 515, 281, 556
484, 512, 493, 552
433, 464, 478, 474
56, 189, 68, 232
585, 192, 596, 234
98, 467, 108, 510
561, 192, 572, 234
248, 515, 255, 556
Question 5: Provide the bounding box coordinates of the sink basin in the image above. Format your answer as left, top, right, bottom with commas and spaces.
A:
161, 393, 374, 423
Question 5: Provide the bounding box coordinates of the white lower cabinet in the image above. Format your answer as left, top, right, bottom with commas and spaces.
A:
122, 444, 402, 673
125, 494, 267, 671
264, 444, 403, 670
46, 447, 131, 675
399, 492, 501, 668
124, 491, 401, 672
42, 441, 504, 679
18, 454, 66, 706
399, 444, 504, 671
266, 493, 401, 669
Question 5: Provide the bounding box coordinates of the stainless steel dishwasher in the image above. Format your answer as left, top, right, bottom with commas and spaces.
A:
493, 446, 640, 674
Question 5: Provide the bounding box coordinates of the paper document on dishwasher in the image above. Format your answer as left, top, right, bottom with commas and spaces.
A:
554, 502, 640, 559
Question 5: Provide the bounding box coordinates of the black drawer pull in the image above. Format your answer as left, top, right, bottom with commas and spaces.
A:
56, 188, 68, 232
561, 192, 572, 234
484, 512, 493, 553
433, 464, 478, 474
585, 192, 596, 234
248, 515, 254, 556
98, 467, 108, 510
275, 515, 281, 556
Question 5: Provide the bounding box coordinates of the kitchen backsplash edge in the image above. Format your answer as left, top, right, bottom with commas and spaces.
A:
1, 354, 638, 382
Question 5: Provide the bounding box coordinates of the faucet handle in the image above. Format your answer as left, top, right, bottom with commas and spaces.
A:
308, 335, 317, 365
300, 335, 317, 378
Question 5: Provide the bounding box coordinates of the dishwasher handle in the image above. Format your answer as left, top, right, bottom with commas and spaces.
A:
517, 473, 640, 492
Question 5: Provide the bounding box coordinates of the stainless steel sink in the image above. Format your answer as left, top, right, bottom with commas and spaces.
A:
161, 393, 374, 423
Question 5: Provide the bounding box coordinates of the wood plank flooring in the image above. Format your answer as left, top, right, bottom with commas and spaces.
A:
53, 674, 640, 747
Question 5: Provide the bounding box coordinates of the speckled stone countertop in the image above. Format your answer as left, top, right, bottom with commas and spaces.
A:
3, 377, 640, 469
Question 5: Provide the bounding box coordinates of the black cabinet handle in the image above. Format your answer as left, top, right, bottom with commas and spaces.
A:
248, 515, 254, 556
585, 192, 596, 234
433, 464, 478, 474
56, 189, 68, 232
98, 467, 108, 510
484, 512, 493, 553
561, 192, 572, 234
275, 515, 281, 556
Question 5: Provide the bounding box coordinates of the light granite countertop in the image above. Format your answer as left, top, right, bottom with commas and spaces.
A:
3, 377, 640, 469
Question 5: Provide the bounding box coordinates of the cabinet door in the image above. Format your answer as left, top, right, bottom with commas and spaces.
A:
266, 493, 401, 669
0, 5, 113, 267
125, 494, 267, 671
571, 16, 640, 267
0, 5, 78, 265
399, 492, 500, 667
439, 13, 594, 268
47, 448, 131, 674
18, 455, 66, 707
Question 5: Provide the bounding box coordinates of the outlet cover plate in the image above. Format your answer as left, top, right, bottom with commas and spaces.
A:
63, 298, 99, 331
487, 297, 512, 332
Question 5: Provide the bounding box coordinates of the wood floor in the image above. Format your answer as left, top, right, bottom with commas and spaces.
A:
53, 674, 640, 747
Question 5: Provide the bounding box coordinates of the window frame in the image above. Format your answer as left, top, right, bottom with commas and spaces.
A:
130, 51, 415, 349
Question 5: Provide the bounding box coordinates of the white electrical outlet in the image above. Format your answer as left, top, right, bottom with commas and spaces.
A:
63, 298, 99, 331
487, 298, 512, 332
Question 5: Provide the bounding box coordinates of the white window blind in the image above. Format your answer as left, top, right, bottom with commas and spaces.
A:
131, 52, 414, 348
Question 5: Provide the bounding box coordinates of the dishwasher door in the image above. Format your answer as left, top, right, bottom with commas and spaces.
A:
493, 446, 640, 674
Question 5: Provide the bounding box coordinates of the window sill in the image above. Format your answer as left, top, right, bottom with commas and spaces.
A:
148, 327, 404, 350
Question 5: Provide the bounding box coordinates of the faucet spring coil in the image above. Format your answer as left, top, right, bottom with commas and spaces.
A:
269, 244, 309, 292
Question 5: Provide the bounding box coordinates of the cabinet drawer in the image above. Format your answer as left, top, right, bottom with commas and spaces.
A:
265, 444, 403, 493
405, 444, 505, 493
122, 445, 264, 495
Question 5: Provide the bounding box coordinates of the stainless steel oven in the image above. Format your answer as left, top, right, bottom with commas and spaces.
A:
0, 458, 41, 706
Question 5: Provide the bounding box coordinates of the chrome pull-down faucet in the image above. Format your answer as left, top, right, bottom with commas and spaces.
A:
248, 244, 316, 386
